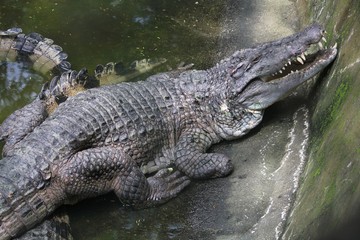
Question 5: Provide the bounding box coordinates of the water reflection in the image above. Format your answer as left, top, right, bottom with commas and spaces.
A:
0, 61, 44, 122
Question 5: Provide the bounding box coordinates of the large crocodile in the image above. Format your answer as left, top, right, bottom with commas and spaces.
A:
0, 24, 337, 239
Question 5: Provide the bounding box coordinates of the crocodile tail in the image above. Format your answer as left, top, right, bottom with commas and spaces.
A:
0, 27, 71, 75
94, 58, 167, 85
0, 64, 97, 146
0, 99, 48, 155
0, 29, 97, 148
0, 156, 61, 240
14, 210, 73, 240
38, 68, 99, 114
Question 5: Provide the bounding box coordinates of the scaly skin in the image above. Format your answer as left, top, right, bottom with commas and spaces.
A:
0, 27, 172, 240
13, 211, 72, 240
0, 24, 337, 239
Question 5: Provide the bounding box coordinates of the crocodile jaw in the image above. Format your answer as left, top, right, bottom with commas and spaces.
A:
238, 44, 338, 110
229, 24, 338, 110
226, 24, 332, 93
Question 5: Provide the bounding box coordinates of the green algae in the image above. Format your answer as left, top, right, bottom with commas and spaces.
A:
282, 0, 360, 239
313, 78, 350, 137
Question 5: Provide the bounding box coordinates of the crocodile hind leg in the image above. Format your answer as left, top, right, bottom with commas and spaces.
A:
57, 146, 190, 208
174, 129, 234, 179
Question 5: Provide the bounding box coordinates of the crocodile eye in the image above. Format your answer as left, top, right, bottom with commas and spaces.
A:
251, 55, 261, 65
230, 62, 245, 78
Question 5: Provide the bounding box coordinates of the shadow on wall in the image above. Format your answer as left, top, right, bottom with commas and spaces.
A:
283, 1, 360, 240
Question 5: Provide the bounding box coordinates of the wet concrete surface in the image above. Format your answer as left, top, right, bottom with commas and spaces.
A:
282, 1, 360, 239
179, 1, 307, 239
209, 2, 308, 238
217, 0, 298, 54
173, 100, 311, 240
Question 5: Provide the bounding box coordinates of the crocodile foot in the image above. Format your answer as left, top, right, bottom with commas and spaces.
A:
146, 169, 191, 206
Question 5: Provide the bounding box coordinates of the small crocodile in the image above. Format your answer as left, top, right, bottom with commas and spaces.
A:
0, 24, 337, 239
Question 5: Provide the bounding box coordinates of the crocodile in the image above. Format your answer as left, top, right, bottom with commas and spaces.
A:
0, 24, 337, 239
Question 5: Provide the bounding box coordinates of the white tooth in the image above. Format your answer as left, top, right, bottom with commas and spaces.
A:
301, 53, 306, 61
297, 57, 304, 65
291, 70, 294, 73
282, 67, 286, 70
322, 36, 327, 43
279, 70, 283, 74
285, 63, 288, 67
288, 60, 292, 65
332, 42, 338, 49
318, 42, 324, 50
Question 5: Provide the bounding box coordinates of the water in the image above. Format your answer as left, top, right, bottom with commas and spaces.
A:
0, 62, 44, 120
0, 0, 223, 70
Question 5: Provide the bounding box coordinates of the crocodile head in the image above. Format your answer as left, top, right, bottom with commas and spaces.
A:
212, 23, 337, 139
230, 23, 337, 109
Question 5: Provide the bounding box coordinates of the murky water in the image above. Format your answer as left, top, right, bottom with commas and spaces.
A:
0, 0, 224, 121
0, 0, 223, 70
0, 62, 44, 120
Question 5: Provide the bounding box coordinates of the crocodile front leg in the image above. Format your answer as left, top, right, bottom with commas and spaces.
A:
174, 129, 233, 179
57, 146, 191, 208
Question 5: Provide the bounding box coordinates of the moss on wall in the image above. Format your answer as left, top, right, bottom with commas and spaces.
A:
282, 0, 360, 239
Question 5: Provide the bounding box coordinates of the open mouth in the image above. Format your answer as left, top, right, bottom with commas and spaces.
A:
263, 35, 337, 82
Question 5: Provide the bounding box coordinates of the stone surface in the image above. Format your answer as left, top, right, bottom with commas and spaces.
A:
282, 1, 360, 239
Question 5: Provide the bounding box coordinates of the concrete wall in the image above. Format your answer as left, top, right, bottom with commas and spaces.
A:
283, 0, 360, 239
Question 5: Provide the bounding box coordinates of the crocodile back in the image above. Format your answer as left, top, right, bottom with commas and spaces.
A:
0, 77, 185, 238
4, 79, 183, 168
45, 79, 182, 163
